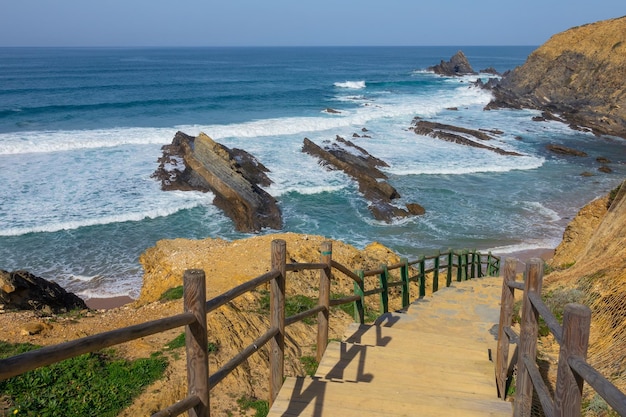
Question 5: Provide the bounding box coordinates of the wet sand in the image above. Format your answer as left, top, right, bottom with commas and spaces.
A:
84, 295, 134, 310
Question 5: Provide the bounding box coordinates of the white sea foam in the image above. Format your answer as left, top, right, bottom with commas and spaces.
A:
0, 193, 213, 236
0, 127, 175, 155
334, 80, 366, 89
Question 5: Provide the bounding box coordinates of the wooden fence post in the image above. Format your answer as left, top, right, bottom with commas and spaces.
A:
495, 258, 518, 399
514, 258, 544, 417
379, 264, 389, 314
487, 252, 494, 276
418, 256, 426, 297
456, 251, 463, 282
184, 269, 209, 417
446, 250, 453, 287
317, 241, 332, 363
269, 239, 286, 405
553, 303, 592, 417
400, 258, 410, 308
354, 271, 365, 324
433, 251, 440, 293
478, 252, 484, 278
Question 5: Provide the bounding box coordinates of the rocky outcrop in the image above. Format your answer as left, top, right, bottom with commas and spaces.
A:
153, 131, 281, 232
302, 136, 425, 222
484, 16, 626, 139
429, 51, 477, 76
410, 119, 523, 156
0, 270, 88, 313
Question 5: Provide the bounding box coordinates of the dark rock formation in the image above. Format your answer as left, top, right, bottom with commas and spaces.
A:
153, 131, 282, 232
410, 119, 522, 156
483, 17, 626, 139
546, 144, 588, 157
302, 137, 424, 222
429, 51, 477, 76
1, 270, 88, 313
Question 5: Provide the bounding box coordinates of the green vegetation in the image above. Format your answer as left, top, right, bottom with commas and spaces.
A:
0, 341, 167, 417
159, 285, 184, 301
165, 332, 219, 353
237, 396, 269, 417
331, 293, 379, 323
299, 355, 318, 376
258, 291, 318, 325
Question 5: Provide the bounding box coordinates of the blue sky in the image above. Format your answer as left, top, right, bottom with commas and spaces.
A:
1, 0, 624, 47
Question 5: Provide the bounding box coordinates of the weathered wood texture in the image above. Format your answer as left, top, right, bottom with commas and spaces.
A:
317, 242, 332, 362
495, 257, 517, 399
514, 258, 544, 417
554, 304, 591, 417
269, 239, 286, 405
184, 269, 209, 417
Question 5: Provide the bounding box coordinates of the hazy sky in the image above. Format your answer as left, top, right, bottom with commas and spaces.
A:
1, 1, 624, 47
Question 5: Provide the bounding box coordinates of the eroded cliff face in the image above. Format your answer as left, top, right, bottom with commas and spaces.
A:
487, 16, 626, 138
545, 180, 626, 396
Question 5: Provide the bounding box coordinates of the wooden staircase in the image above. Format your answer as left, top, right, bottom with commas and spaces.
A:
268, 276, 513, 416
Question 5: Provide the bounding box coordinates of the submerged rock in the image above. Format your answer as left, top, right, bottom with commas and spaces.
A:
0, 269, 87, 313
153, 131, 282, 232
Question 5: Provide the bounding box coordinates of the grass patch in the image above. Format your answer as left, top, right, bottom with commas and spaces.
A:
299, 356, 318, 376
258, 291, 318, 325
0, 341, 167, 417
159, 285, 184, 302
165, 332, 220, 353
237, 396, 269, 417
331, 293, 379, 323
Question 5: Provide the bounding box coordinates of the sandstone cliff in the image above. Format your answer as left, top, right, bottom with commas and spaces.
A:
486, 16, 626, 139
544, 180, 626, 399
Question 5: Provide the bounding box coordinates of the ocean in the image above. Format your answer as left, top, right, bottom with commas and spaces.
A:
1, 46, 624, 301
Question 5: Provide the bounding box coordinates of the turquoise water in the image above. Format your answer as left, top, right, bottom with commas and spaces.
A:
1, 46, 624, 299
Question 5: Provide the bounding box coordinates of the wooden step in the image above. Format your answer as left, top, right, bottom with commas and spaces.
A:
268, 376, 512, 417
315, 342, 497, 396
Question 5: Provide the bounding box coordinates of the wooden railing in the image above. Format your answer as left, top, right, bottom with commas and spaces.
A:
495, 258, 626, 417
0, 240, 499, 417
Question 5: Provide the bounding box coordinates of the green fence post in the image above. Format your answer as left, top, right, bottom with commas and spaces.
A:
463, 249, 469, 281
354, 270, 365, 324
419, 255, 426, 297
487, 252, 493, 276
379, 264, 389, 314
400, 257, 410, 309
470, 250, 477, 279
478, 252, 484, 278
456, 251, 463, 282
446, 249, 453, 287
433, 251, 440, 293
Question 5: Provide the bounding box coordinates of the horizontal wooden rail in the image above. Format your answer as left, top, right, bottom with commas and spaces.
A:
285, 305, 325, 326
330, 259, 362, 284
210, 326, 279, 387
329, 294, 361, 306
507, 281, 525, 290
0, 312, 196, 380
286, 262, 327, 271
522, 355, 555, 417
152, 394, 201, 417
206, 269, 279, 313
527, 291, 563, 344
568, 356, 626, 415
